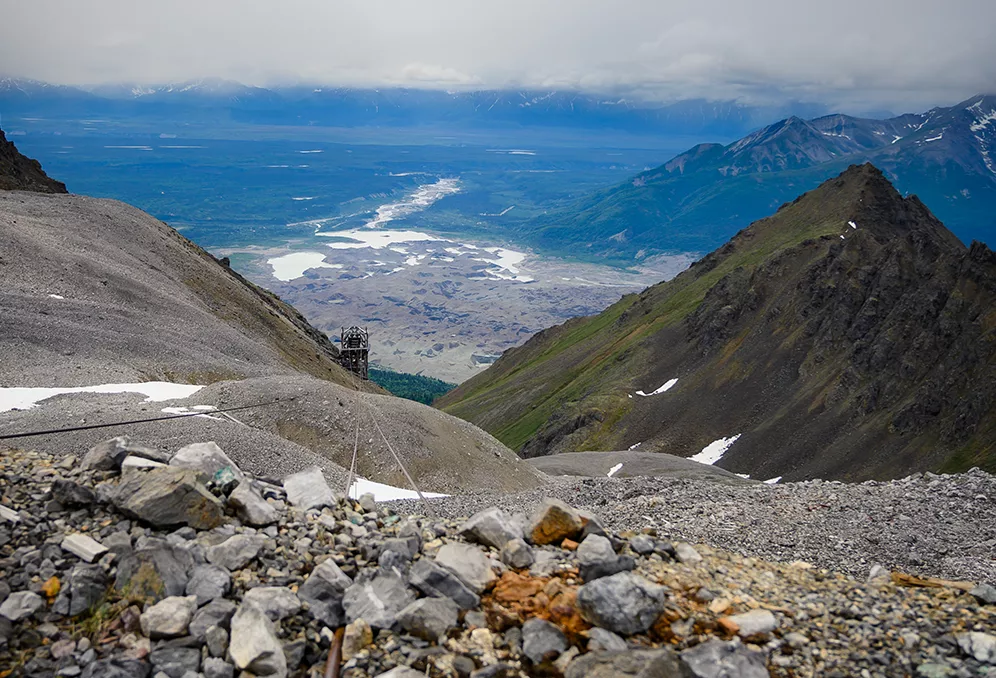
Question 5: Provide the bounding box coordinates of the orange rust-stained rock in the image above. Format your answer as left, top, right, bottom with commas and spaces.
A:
718, 617, 740, 635
527, 499, 584, 545
492, 571, 546, 604
41, 576, 61, 600
561, 538, 579, 551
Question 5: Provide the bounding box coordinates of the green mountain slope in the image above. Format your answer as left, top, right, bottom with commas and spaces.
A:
438, 165, 996, 481
525, 96, 996, 261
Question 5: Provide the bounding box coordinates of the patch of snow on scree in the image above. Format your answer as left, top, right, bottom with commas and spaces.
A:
347, 477, 449, 502
635, 378, 678, 397
606, 463, 623, 478
689, 434, 742, 466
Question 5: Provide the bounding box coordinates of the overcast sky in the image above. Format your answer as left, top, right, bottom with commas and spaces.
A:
2, 0, 994, 111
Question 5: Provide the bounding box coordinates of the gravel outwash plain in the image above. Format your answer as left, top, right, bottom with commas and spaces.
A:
394, 469, 996, 584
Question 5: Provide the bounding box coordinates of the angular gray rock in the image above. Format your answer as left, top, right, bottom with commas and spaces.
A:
185, 565, 232, 605
343, 573, 415, 629
969, 583, 996, 605
229, 602, 287, 678
243, 586, 302, 621
410, 559, 481, 610
111, 467, 225, 530
202, 657, 235, 678
169, 442, 244, 483
61, 534, 108, 563
358, 493, 377, 513
205, 625, 229, 658
629, 535, 655, 556
956, 632, 996, 663
68, 564, 109, 617
115, 545, 194, 600
396, 597, 459, 641
459, 507, 523, 550
522, 617, 568, 664
374, 668, 424, 678
298, 559, 353, 627
588, 627, 628, 652
139, 595, 197, 639
283, 466, 336, 511
675, 543, 703, 564
206, 534, 265, 571
228, 482, 279, 527
189, 599, 237, 640
81, 659, 153, 678
576, 572, 667, 636
725, 609, 777, 637
500, 538, 534, 569
565, 649, 691, 678
50, 479, 97, 507
0, 591, 44, 621
150, 646, 201, 678
681, 638, 769, 678
434, 542, 497, 593
578, 534, 616, 568
81, 436, 163, 472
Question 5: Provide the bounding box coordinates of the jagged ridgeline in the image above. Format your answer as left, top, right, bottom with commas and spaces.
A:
439, 164, 996, 481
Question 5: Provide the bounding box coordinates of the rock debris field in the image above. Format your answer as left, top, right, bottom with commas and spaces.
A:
1, 438, 994, 678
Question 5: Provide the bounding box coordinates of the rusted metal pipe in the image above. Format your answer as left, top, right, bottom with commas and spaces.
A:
324, 626, 345, 678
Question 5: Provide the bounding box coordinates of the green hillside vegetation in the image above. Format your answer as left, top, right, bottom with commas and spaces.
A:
369, 367, 456, 405
438, 164, 996, 481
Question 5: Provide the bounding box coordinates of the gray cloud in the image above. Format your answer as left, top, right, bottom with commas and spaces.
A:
2, 0, 995, 111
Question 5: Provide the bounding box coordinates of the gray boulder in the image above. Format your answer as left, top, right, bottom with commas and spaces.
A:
189, 599, 237, 640
206, 625, 229, 658
150, 646, 201, 678
202, 657, 235, 678
169, 442, 244, 483
522, 617, 568, 664
283, 466, 336, 511
578, 534, 616, 568
500, 538, 534, 569
565, 649, 692, 678
970, 583, 996, 605
434, 542, 497, 593
725, 609, 777, 638
588, 627, 628, 652
51, 479, 97, 507
81, 436, 164, 471
243, 587, 301, 621
629, 535, 655, 556
576, 572, 667, 636
229, 602, 287, 678
185, 565, 232, 605
396, 597, 459, 641
111, 467, 225, 530
298, 559, 353, 627
0, 591, 44, 621
459, 507, 523, 550
115, 544, 194, 601
956, 632, 996, 663
81, 659, 152, 678
206, 534, 265, 571
410, 559, 481, 610
228, 482, 279, 527
343, 573, 415, 629
680, 638, 769, 678
68, 564, 109, 617
674, 543, 702, 564
139, 595, 197, 639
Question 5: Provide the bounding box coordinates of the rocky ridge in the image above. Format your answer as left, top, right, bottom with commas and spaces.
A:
1, 442, 994, 677
0, 130, 66, 194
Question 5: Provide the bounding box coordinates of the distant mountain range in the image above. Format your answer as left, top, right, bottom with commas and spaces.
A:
439, 165, 996, 481
0, 76, 829, 138
525, 95, 996, 253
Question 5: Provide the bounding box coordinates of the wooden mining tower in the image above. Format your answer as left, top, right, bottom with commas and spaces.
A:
338, 326, 370, 380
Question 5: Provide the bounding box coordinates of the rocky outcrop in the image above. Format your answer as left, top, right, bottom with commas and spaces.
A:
0, 129, 67, 193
